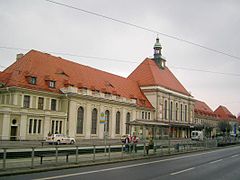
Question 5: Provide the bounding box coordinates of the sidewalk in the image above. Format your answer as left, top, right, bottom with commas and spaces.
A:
0, 140, 216, 177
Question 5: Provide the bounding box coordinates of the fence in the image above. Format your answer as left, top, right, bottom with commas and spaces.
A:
1, 138, 236, 172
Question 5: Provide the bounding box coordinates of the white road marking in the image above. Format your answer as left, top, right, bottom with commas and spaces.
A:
170, 167, 195, 176
208, 159, 223, 164
33, 148, 239, 180
231, 154, 239, 158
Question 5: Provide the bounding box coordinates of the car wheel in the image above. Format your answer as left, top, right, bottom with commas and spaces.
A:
70, 140, 75, 144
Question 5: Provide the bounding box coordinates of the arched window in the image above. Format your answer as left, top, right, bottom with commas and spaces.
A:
116, 111, 120, 134
185, 105, 188, 122
105, 110, 110, 132
126, 112, 130, 134
175, 103, 178, 121
170, 101, 173, 120
180, 104, 183, 121
77, 106, 84, 134
91, 108, 98, 134
164, 100, 168, 120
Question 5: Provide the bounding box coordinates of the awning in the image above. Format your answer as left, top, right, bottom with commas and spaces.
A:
127, 120, 169, 127
127, 119, 197, 129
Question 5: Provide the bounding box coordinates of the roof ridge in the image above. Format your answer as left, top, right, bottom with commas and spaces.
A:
32, 49, 130, 80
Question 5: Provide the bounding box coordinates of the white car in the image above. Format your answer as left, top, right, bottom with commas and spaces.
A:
46, 134, 76, 145
191, 131, 204, 141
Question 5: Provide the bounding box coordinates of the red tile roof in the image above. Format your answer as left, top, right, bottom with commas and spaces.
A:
0, 71, 12, 84
194, 100, 217, 117
1, 50, 153, 109
214, 105, 236, 120
128, 58, 191, 96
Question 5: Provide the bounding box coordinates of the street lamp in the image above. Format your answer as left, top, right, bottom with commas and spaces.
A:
168, 93, 171, 154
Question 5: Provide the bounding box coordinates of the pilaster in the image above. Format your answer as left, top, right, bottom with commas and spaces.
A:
2, 113, 10, 140
85, 103, 92, 139
19, 114, 27, 140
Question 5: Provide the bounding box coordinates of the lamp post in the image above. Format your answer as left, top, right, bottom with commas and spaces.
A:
168, 93, 171, 154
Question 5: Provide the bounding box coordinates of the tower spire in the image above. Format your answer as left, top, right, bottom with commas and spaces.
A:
153, 37, 166, 69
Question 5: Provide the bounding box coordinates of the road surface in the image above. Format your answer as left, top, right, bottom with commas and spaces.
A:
2, 145, 240, 180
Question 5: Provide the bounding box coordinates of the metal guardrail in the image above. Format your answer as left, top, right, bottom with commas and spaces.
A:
1, 139, 237, 171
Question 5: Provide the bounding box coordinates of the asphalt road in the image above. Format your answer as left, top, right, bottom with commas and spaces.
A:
2, 146, 240, 180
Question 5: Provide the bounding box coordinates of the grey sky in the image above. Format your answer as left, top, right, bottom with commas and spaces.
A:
0, 0, 239, 116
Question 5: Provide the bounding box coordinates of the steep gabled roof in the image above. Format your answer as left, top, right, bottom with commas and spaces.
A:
2, 50, 153, 109
128, 58, 191, 96
214, 105, 236, 120
194, 99, 217, 117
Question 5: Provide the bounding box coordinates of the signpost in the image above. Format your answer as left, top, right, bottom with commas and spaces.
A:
100, 112, 107, 154
100, 112, 106, 124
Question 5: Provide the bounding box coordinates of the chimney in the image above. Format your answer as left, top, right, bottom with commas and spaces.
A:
16, 53, 24, 61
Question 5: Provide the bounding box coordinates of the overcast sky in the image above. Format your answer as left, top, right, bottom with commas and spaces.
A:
0, 0, 239, 116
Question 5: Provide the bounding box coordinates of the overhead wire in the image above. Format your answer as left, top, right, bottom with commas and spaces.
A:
0, 46, 240, 77
45, 0, 240, 62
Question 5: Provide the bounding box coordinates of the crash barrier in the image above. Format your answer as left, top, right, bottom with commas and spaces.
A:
0, 139, 239, 171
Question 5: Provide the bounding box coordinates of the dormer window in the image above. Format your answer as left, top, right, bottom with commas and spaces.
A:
49, 81, 56, 88
161, 61, 165, 68
29, 76, 37, 85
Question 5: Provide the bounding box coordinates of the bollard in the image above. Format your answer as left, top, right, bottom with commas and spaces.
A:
121, 144, 124, 159
154, 141, 157, 154
93, 145, 96, 162
168, 144, 171, 155
108, 145, 111, 161
31, 147, 35, 169
129, 143, 132, 154
2, 148, 7, 170
75, 146, 79, 163
132, 143, 135, 158
55, 146, 58, 164
143, 142, 146, 156
160, 144, 163, 156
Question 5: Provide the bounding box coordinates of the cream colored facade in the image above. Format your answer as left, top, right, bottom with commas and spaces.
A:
0, 87, 67, 140
0, 86, 153, 140
194, 114, 218, 137
130, 86, 195, 139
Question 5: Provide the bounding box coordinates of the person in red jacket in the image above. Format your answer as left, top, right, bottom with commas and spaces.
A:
131, 134, 139, 153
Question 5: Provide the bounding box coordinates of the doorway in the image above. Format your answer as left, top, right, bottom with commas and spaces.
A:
10, 126, 17, 141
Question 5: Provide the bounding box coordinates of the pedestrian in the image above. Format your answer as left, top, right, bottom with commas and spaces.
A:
145, 137, 153, 155
132, 134, 139, 153
124, 135, 130, 152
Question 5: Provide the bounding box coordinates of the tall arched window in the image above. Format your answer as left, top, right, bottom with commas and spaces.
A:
175, 103, 178, 121
180, 104, 183, 121
116, 111, 120, 134
164, 100, 168, 120
126, 112, 130, 134
77, 106, 84, 134
91, 108, 98, 134
170, 101, 173, 120
105, 110, 110, 132
185, 105, 188, 122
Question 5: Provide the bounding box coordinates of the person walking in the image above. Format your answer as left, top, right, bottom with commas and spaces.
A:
132, 134, 139, 153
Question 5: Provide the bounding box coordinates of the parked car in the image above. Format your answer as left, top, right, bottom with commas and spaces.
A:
191, 131, 204, 141
46, 134, 76, 145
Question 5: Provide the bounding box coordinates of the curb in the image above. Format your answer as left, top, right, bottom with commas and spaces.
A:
0, 144, 239, 177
